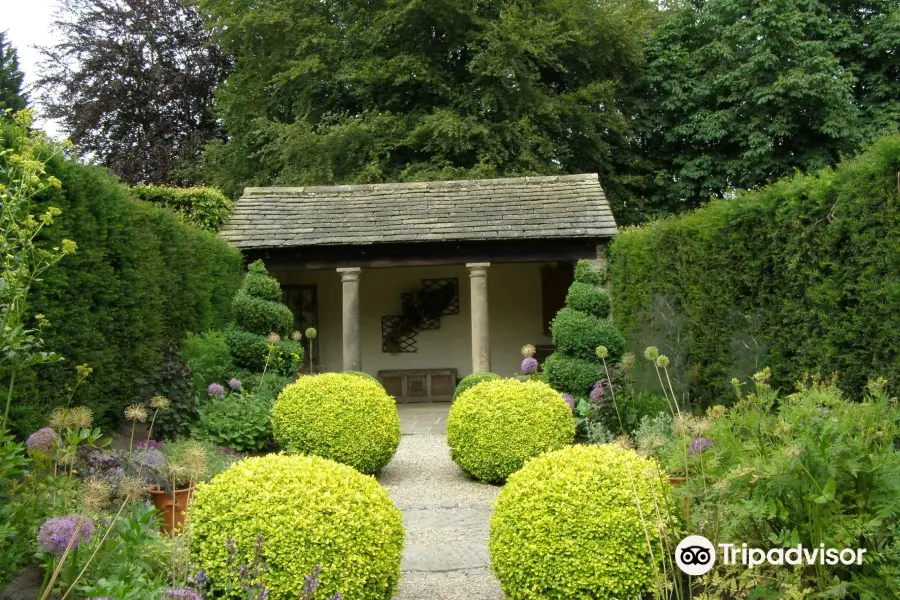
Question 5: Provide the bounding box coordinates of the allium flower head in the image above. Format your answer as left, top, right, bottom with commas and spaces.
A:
207, 383, 225, 398
644, 346, 660, 361
83, 478, 112, 512
150, 395, 171, 410
228, 378, 242, 391
26, 427, 59, 455
520, 357, 539, 375
561, 393, 575, 411
267, 332, 281, 344
38, 515, 94, 556
162, 588, 203, 600
49, 408, 70, 429
656, 355, 670, 369
688, 437, 713, 455
292, 330, 303, 342
595, 345, 608, 359
520, 344, 536, 358
124, 404, 148, 422
590, 379, 610, 403
305, 327, 317, 340
69, 406, 94, 429
120, 476, 146, 500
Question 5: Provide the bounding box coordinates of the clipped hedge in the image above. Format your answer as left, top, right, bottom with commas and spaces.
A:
610, 135, 900, 403
3, 118, 242, 435
131, 184, 233, 231
565, 281, 611, 318
489, 444, 673, 599
189, 454, 404, 600
271, 373, 400, 474
447, 379, 574, 483
543, 353, 601, 395
232, 291, 294, 336
550, 308, 625, 361
453, 372, 501, 400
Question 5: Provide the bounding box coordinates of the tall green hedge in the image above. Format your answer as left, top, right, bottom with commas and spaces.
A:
3, 121, 242, 435
609, 135, 900, 406
131, 185, 234, 231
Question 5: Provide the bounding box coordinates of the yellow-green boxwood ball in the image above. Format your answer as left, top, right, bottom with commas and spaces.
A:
189, 454, 404, 600
489, 444, 674, 600
446, 378, 575, 483
271, 372, 400, 474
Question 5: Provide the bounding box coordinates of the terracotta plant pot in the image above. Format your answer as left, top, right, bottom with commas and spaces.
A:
147, 485, 196, 535
669, 476, 687, 486
667, 476, 692, 518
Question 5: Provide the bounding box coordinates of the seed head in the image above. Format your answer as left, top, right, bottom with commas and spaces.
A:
291, 330, 302, 342
595, 345, 608, 359
83, 478, 112, 512
305, 327, 317, 340
655, 355, 670, 369
267, 332, 281, 344
644, 346, 660, 361
150, 396, 171, 410
124, 404, 148, 422
520, 344, 536, 358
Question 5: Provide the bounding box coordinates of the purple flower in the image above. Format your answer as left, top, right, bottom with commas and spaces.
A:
590, 379, 610, 403
208, 383, 225, 398
302, 565, 322, 597
688, 437, 714, 455
38, 515, 94, 556
134, 439, 161, 450
229, 378, 242, 391
561, 394, 575, 411
162, 588, 202, 600
26, 427, 59, 455
194, 570, 208, 587
520, 357, 539, 375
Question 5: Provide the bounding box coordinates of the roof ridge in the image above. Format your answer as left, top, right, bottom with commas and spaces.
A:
242, 173, 598, 196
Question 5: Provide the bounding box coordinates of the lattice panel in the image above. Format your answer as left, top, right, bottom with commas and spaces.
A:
421, 278, 459, 315
382, 316, 417, 353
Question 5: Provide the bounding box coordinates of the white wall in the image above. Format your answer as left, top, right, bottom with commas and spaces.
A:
271, 263, 554, 379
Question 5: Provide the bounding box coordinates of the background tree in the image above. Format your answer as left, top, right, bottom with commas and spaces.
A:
639, 0, 900, 211
0, 32, 27, 112
36, 0, 230, 185
197, 0, 657, 223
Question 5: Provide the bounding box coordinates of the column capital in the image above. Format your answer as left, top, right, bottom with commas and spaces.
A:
466, 262, 490, 276
337, 267, 361, 282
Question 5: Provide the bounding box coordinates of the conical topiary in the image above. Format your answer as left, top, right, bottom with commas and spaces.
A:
543, 259, 625, 395
225, 260, 303, 374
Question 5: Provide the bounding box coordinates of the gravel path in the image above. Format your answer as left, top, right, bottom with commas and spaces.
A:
378, 433, 504, 600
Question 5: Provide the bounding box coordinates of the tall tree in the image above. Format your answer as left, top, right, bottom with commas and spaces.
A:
198, 0, 657, 222
639, 0, 900, 211
0, 32, 27, 112
36, 0, 230, 185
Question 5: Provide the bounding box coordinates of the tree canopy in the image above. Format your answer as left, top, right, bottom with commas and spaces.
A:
36, 0, 230, 185
0, 32, 27, 112
639, 0, 900, 210
198, 0, 657, 221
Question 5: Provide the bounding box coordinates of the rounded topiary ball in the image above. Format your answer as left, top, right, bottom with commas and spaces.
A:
453, 371, 501, 400
489, 444, 673, 600
447, 379, 574, 483
189, 454, 404, 600
565, 281, 611, 319
550, 307, 626, 361
543, 352, 602, 395
271, 373, 400, 474
344, 370, 384, 388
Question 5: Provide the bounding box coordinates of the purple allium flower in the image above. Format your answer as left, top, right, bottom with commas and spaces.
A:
229, 378, 242, 391
133, 439, 161, 450
162, 588, 202, 600
133, 447, 166, 473
38, 515, 94, 556
688, 437, 714, 455
26, 427, 59, 455
590, 379, 610, 403
561, 394, 575, 411
208, 383, 225, 398
520, 357, 539, 375
194, 570, 208, 587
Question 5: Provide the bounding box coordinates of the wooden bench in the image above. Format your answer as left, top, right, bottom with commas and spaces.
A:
377, 368, 457, 403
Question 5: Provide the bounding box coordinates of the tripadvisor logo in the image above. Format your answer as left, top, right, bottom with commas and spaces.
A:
675, 535, 866, 576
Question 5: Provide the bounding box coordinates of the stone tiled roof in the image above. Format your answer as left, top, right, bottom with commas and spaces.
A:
219, 173, 618, 249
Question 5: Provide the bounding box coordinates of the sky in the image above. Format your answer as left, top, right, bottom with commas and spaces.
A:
2, 0, 62, 136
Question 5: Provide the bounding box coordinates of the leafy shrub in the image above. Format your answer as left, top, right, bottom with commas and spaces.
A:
489, 444, 673, 600
193, 392, 271, 452
4, 114, 242, 435
682, 374, 900, 598
344, 371, 384, 387
271, 373, 400, 474
147, 342, 197, 440
610, 135, 900, 403
232, 291, 294, 337
565, 281, 611, 318
543, 352, 601, 394
180, 331, 236, 394
131, 185, 234, 232
224, 325, 302, 375
189, 454, 404, 600
161, 439, 238, 482
573, 258, 605, 285
453, 372, 500, 400
446, 379, 574, 483
550, 308, 625, 361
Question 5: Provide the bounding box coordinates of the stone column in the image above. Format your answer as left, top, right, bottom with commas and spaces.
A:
337, 267, 361, 371
467, 263, 491, 373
